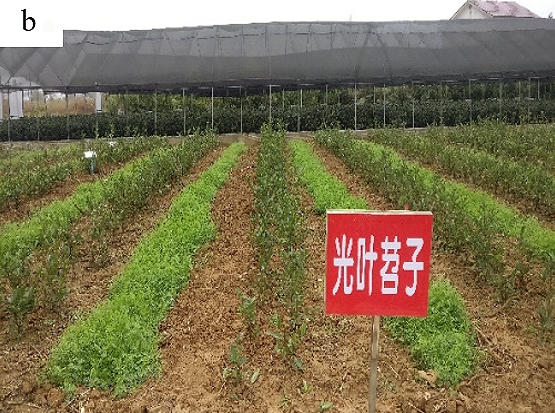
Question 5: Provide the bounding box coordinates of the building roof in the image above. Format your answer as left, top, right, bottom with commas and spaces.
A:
471, 1, 539, 18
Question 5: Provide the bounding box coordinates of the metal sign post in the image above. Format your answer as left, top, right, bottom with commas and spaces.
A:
369, 315, 380, 413
325, 210, 433, 413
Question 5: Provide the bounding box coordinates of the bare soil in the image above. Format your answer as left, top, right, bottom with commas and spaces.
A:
0, 138, 554, 413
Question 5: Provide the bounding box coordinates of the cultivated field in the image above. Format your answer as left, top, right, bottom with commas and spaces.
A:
1, 124, 554, 413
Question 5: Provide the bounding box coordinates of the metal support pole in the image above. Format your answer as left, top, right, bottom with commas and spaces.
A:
154, 90, 158, 136
297, 86, 303, 133
383, 85, 386, 128
36, 89, 40, 140
373, 86, 376, 128
95, 93, 99, 138
468, 79, 472, 124
240, 87, 243, 134
125, 89, 128, 136
182, 88, 186, 136
354, 83, 357, 131
528, 77, 531, 122
499, 79, 503, 120
325, 84, 329, 119
269, 84, 272, 122
412, 81, 415, 129
66, 93, 70, 140
7, 86, 10, 142
211, 86, 214, 130
440, 82, 444, 126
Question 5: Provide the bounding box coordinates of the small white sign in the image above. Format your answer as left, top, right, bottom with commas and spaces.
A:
84, 150, 97, 159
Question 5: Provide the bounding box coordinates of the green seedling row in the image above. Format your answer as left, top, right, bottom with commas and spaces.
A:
288, 140, 368, 213
291, 138, 476, 386
45, 142, 247, 396
370, 128, 555, 218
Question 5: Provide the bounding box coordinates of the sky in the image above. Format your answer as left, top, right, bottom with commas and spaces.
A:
60, 0, 554, 31
3, 0, 552, 47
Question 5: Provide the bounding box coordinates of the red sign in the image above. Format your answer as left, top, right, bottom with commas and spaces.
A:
326, 211, 433, 317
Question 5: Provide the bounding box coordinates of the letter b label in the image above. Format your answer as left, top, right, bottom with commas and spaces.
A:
22, 9, 36, 32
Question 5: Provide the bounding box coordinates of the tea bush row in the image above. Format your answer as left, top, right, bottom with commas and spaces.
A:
369, 128, 555, 218
0, 136, 167, 212
424, 122, 555, 174
251, 123, 307, 370
315, 128, 555, 312
2, 98, 555, 141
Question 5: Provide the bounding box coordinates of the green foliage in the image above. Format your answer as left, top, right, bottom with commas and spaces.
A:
0, 136, 167, 212
538, 253, 555, 342
254, 123, 306, 305
39, 241, 70, 311
45, 142, 246, 395
267, 313, 308, 371
288, 140, 368, 213
0, 250, 36, 337
0, 134, 215, 334
316, 128, 555, 283
237, 289, 259, 337
222, 336, 247, 384
384, 279, 478, 386
319, 400, 334, 412
369, 125, 555, 218
222, 335, 260, 387
253, 123, 308, 369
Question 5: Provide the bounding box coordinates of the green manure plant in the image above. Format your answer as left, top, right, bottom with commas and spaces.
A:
45, 142, 247, 396
384, 279, 478, 387
288, 140, 368, 214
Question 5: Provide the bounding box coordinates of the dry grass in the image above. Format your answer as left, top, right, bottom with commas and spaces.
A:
2, 95, 96, 118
